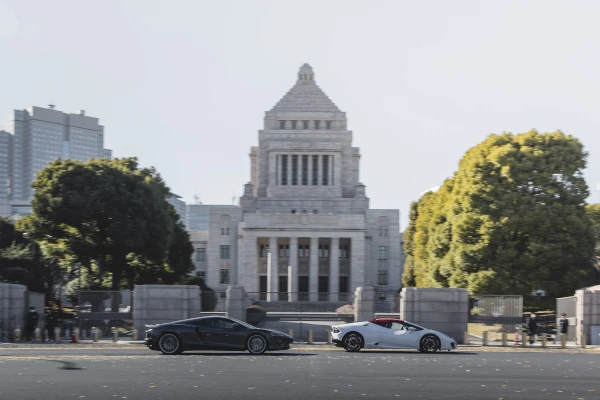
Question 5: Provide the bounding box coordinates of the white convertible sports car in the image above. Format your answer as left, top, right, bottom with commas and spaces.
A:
331, 318, 458, 352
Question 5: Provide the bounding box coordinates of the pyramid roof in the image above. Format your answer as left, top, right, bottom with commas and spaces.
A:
270, 64, 341, 113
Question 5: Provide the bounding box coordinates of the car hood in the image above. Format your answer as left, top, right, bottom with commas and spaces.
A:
334, 321, 370, 329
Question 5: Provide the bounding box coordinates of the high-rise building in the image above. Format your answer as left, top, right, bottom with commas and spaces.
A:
167, 193, 187, 223
189, 64, 403, 304
0, 105, 111, 203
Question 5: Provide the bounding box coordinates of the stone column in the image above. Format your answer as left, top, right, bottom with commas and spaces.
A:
308, 155, 313, 186
242, 234, 259, 294
225, 285, 246, 321
309, 237, 319, 301
317, 155, 323, 186
353, 286, 376, 322
288, 237, 298, 302
287, 154, 292, 187
329, 237, 340, 302
350, 235, 366, 294
267, 236, 278, 301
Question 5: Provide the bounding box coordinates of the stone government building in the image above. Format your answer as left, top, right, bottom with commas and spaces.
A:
192, 64, 403, 304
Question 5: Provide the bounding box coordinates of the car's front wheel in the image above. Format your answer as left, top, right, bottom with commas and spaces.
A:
158, 333, 182, 355
419, 334, 440, 353
343, 332, 363, 352
246, 334, 268, 355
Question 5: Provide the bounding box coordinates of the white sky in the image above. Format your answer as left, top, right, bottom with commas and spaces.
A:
2, 0, 600, 227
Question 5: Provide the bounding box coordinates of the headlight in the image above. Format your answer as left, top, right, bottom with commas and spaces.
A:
270, 331, 288, 337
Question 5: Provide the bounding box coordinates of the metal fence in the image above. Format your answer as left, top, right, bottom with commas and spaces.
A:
77, 290, 133, 339
468, 295, 523, 342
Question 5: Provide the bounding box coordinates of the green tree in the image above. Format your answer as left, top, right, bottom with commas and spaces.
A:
403, 130, 598, 302
20, 157, 193, 294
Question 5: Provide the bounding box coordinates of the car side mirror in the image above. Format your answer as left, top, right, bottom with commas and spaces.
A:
232, 323, 240, 331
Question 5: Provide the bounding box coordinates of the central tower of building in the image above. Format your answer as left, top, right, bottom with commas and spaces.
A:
199, 64, 402, 306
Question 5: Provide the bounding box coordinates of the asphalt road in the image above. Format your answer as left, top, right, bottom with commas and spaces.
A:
0, 347, 598, 400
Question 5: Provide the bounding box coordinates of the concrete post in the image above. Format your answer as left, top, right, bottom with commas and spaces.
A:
502, 331, 507, 347
354, 286, 376, 322
132, 329, 138, 341
73, 327, 80, 343
34, 327, 41, 342
288, 329, 294, 339
112, 327, 118, 342
92, 327, 98, 342
464, 331, 470, 345
581, 334, 586, 349
561, 334, 567, 349
522, 332, 527, 347
226, 285, 246, 321
541, 333, 547, 348
326, 330, 332, 344
14, 327, 21, 342
307, 329, 313, 344
54, 327, 60, 342
483, 331, 488, 346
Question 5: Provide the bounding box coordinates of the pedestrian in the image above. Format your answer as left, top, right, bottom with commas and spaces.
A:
24, 306, 39, 341
44, 309, 56, 341
559, 313, 569, 341
526, 312, 538, 344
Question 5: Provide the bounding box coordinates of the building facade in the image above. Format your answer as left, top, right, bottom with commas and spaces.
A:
193, 64, 402, 303
0, 105, 111, 205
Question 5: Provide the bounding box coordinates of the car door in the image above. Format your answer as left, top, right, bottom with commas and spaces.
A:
379, 322, 418, 348
192, 318, 221, 347
210, 318, 248, 349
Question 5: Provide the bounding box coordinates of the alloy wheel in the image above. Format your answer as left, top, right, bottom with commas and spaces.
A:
158, 333, 180, 355
247, 335, 267, 355
344, 333, 362, 352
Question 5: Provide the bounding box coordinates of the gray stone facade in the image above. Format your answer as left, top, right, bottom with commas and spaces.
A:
191, 64, 403, 303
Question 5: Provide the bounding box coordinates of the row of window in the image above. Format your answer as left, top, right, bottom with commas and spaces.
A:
221, 228, 230, 235
197, 245, 388, 261
291, 209, 318, 214
379, 228, 389, 237
279, 120, 333, 130
278, 154, 332, 186
258, 244, 352, 258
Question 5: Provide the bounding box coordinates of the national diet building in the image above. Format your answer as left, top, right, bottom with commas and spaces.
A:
193, 64, 402, 304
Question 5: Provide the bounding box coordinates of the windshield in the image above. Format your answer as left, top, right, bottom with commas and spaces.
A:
227, 317, 257, 329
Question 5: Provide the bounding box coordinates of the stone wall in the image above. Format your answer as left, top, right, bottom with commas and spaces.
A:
0, 283, 27, 333
575, 285, 600, 345
133, 285, 201, 333
354, 286, 376, 322
399, 288, 468, 344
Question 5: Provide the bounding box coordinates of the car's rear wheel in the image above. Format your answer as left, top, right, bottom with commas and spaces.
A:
158, 333, 182, 355
247, 334, 268, 355
419, 334, 440, 353
343, 332, 363, 352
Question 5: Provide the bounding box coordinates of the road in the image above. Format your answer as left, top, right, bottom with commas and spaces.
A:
0, 346, 598, 400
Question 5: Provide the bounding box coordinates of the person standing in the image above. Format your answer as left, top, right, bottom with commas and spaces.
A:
24, 307, 39, 341
44, 309, 56, 341
526, 312, 538, 344
559, 313, 569, 342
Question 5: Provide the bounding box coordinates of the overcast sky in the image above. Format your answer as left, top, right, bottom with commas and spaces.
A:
2, 0, 600, 228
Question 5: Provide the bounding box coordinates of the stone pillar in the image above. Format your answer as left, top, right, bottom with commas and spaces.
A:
329, 237, 340, 302
267, 236, 279, 301
242, 235, 259, 293
288, 237, 298, 302
226, 285, 246, 321
353, 286, 376, 322
317, 155, 322, 186
309, 237, 319, 301
350, 235, 365, 294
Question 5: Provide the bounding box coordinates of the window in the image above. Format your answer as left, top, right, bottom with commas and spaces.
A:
314, 121, 320, 129
326, 121, 332, 129
214, 318, 235, 329
299, 245, 309, 258
377, 270, 388, 285
339, 245, 349, 258
391, 322, 405, 331
319, 245, 329, 258
302, 210, 307, 214
279, 245, 289, 258
377, 246, 388, 260
291, 209, 296, 214
220, 245, 231, 259
260, 244, 269, 258
322, 155, 329, 186
226, 228, 230, 235
312, 210, 318, 214
281, 155, 288, 185
220, 269, 230, 284
379, 228, 388, 237
292, 155, 298, 185
301, 155, 308, 185
195, 248, 206, 262
291, 120, 297, 129
303, 120, 309, 129
312, 155, 319, 185
193, 318, 214, 328
280, 121, 286, 129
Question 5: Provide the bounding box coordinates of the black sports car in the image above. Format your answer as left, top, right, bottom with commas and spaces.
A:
145, 316, 293, 355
